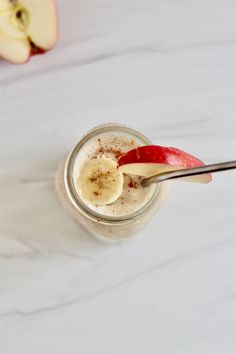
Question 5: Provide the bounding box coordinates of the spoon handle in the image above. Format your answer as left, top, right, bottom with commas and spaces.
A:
141, 160, 236, 187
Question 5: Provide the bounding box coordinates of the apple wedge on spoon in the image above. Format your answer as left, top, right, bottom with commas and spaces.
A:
118, 146, 212, 184
0, 0, 58, 64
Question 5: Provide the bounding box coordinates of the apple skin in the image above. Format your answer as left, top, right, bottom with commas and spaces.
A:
30, 47, 46, 57
118, 145, 212, 183
0, 0, 58, 64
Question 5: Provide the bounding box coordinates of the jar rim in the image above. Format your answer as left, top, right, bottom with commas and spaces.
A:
64, 123, 159, 224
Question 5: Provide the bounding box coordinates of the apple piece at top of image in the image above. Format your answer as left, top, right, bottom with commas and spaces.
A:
118, 145, 212, 184
0, 0, 58, 64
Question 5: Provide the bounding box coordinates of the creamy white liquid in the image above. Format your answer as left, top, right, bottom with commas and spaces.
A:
72, 132, 156, 217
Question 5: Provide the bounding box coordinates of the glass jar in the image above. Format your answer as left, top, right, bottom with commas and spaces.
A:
55, 124, 170, 243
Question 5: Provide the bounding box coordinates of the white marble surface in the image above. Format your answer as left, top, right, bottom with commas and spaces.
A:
0, 0, 236, 353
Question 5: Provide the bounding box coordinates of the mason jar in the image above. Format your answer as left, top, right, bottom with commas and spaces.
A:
55, 124, 170, 243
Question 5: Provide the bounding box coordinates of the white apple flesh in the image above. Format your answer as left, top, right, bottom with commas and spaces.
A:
119, 163, 211, 183
0, 0, 58, 64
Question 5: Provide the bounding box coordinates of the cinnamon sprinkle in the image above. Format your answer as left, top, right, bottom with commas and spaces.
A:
128, 176, 142, 189
92, 146, 124, 160
90, 137, 137, 161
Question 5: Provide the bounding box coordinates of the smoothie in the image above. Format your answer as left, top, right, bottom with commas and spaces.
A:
72, 132, 157, 217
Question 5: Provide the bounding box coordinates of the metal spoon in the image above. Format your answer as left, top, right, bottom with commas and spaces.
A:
141, 160, 236, 187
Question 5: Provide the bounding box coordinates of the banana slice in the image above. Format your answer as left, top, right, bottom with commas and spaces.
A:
76, 157, 124, 206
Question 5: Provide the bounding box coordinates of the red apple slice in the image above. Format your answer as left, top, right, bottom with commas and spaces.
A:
118, 146, 212, 183
0, 0, 58, 64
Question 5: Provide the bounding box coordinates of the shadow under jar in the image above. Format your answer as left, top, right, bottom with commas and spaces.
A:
55, 124, 170, 243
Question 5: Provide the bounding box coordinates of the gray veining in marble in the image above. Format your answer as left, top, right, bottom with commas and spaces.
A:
0, 0, 236, 353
